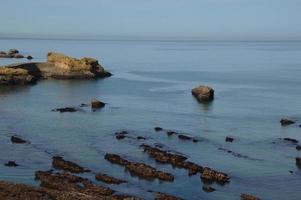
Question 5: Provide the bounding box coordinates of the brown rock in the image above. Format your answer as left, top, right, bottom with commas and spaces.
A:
201, 167, 230, 184
296, 157, 301, 167
0, 67, 36, 85
241, 193, 261, 200
155, 192, 182, 200
202, 185, 215, 192
91, 98, 105, 109
95, 173, 126, 184
192, 85, 214, 102
13, 54, 24, 59
52, 156, 89, 173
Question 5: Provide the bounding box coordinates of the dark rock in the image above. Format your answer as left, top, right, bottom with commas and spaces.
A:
52, 156, 88, 173
241, 193, 261, 200
115, 131, 128, 140
91, 98, 105, 109
52, 107, 77, 113
27, 55, 33, 60
296, 157, 301, 167
202, 185, 215, 192
95, 173, 126, 184
201, 167, 230, 184
225, 137, 234, 142
104, 153, 174, 182
154, 127, 163, 131
166, 131, 176, 136
178, 134, 192, 141
192, 85, 214, 102
80, 103, 89, 107
296, 145, 301, 150
283, 138, 299, 144
137, 136, 146, 140
4, 161, 19, 167
11, 136, 27, 144
155, 192, 182, 200
280, 118, 295, 126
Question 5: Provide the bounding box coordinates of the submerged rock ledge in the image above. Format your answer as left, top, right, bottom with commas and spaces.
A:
0, 52, 111, 85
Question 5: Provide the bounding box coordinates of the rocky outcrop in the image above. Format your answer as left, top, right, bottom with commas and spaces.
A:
0, 49, 33, 60
52, 156, 90, 173
155, 192, 182, 200
191, 85, 214, 102
91, 98, 105, 109
104, 153, 174, 182
0, 52, 111, 85
0, 67, 37, 85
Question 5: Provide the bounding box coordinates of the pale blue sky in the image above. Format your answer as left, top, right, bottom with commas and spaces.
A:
1, 0, 301, 40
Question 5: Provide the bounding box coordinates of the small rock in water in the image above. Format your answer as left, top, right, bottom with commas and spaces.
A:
166, 131, 176, 136
296, 157, 301, 167
191, 85, 214, 102
52, 107, 77, 113
137, 136, 146, 140
13, 54, 24, 58
9, 49, 19, 54
296, 145, 301, 150
11, 136, 27, 144
4, 161, 18, 167
280, 118, 295, 126
154, 127, 163, 131
283, 138, 299, 144
225, 137, 234, 142
241, 193, 261, 200
178, 134, 192, 141
27, 55, 33, 60
202, 185, 215, 192
91, 98, 105, 109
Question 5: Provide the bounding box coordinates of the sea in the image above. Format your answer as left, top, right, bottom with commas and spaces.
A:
0, 38, 301, 200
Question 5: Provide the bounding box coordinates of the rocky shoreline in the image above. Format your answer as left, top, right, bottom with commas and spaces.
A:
0, 52, 111, 85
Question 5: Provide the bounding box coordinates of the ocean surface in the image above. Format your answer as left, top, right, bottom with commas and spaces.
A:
0, 38, 301, 200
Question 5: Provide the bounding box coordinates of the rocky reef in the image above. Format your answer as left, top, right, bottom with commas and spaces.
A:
0, 52, 111, 85
0, 49, 33, 59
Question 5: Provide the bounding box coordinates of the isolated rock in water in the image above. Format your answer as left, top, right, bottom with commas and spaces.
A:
52, 107, 77, 113
296, 157, 301, 167
11, 136, 27, 144
283, 138, 298, 144
296, 145, 301, 151
13, 54, 24, 59
47, 52, 112, 78
52, 156, 88, 173
91, 98, 105, 109
27, 55, 33, 60
154, 127, 163, 131
191, 85, 214, 102
178, 134, 192, 141
0, 68, 36, 85
95, 173, 126, 184
241, 193, 261, 200
280, 118, 295, 126
225, 137, 234, 142
4, 161, 19, 167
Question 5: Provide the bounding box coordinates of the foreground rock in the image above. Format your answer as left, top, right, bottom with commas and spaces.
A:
280, 118, 295, 126
0, 52, 111, 85
0, 67, 37, 85
241, 193, 261, 200
155, 192, 182, 200
95, 173, 126, 184
105, 153, 174, 182
191, 85, 214, 102
52, 156, 90, 173
141, 144, 230, 184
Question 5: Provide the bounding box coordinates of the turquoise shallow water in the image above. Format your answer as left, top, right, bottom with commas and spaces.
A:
0, 39, 301, 200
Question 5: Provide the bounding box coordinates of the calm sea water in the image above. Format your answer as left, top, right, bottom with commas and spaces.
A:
0, 38, 301, 200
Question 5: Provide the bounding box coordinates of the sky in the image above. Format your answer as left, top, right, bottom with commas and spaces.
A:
0, 0, 301, 40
